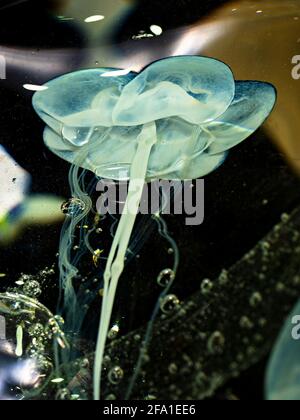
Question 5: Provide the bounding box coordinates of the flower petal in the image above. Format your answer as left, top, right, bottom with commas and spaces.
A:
149, 149, 227, 181
33, 68, 137, 135
44, 127, 77, 152
44, 117, 218, 181
113, 56, 235, 126
43, 126, 140, 180
147, 118, 208, 179
205, 81, 276, 155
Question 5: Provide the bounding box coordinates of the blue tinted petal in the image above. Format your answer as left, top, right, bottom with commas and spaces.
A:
43, 126, 140, 180
205, 81, 276, 155
147, 118, 209, 180
33, 68, 137, 135
33, 64, 276, 182
43, 127, 67, 151
148, 149, 227, 181
113, 56, 235, 126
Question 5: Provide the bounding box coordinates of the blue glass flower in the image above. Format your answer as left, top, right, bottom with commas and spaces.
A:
32, 56, 276, 181
32, 56, 277, 400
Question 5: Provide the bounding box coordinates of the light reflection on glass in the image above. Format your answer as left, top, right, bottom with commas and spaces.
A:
150, 25, 163, 36
101, 68, 132, 78
84, 15, 105, 23
23, 84, 49, 92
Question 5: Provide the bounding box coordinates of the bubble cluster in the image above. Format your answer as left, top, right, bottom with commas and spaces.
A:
23, 280, 42, 298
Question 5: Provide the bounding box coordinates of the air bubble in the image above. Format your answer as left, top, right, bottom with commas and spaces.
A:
195, 372, 209, 391
249, 292, 263, 307
201, 279, 213, 295
207, 331, 225, 355
145, 394, 157, 400
219, 269, 228, 285
56, 388, 71, 400
281, 213, 290, 223
108, 324, 120, 340
157, 268, 175, 287
168, 363, 178, 375
108, 366, 124, 385
240, 316, 254, 329
105, 394, 117, 400
61, 198, 86, 216
160, 294, 180, 314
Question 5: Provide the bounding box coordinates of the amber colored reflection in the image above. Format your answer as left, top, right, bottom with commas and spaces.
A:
192, 0, 300, 173
47, 0, 70, 13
